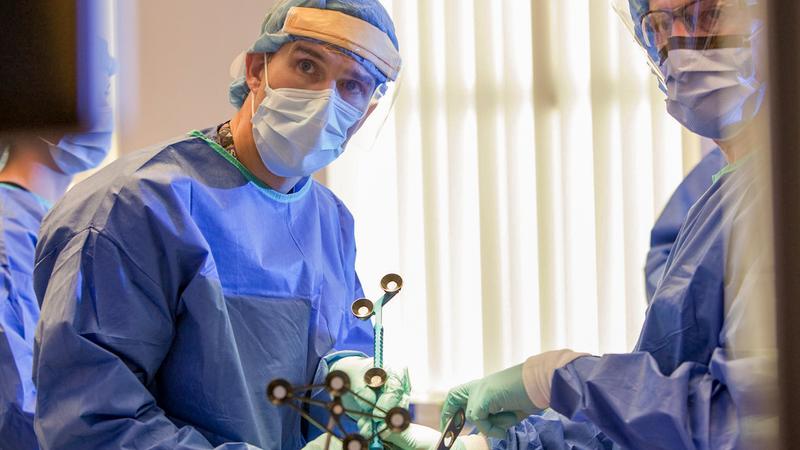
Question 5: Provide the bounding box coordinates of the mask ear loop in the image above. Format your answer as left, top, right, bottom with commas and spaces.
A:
38, 136, 57, 147
746, 20, 765, 44
251, 53, 270, 119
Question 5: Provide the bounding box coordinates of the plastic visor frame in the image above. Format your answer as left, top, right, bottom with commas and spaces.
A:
611, 0, 668, 86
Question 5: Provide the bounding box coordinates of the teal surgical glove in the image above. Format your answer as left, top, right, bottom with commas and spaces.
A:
302, 433, 342, 450
440, 364, 539, 439
380, 424, 489, 450
382, 423, 441, 450
329, 356, 410, 423
440, 350, 587, 439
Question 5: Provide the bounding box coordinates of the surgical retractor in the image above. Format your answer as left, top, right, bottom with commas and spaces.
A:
351, 273, 402, 370
266, 370, 411, 450
351, 273, 403, 450
265, 274, 413, 450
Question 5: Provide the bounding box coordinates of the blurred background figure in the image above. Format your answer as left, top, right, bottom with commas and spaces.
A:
0, 36, 115, 450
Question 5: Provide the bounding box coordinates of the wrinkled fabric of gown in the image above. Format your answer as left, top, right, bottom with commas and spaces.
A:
0, 184, 47, 450
645, 148, 726, 302
489, 409, 615, 450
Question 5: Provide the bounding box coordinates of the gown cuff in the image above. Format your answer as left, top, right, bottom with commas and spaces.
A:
308, 351, 369, 398
322, 350, 368, 366
460, 434, 491, 450
522, 350, 590, 409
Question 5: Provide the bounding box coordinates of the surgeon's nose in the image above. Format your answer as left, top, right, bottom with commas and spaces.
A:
671, 17, 692, 37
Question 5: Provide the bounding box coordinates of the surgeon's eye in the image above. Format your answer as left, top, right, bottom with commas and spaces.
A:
343, 79, 366, 97
297, 59, 317, 76
696, 0, 743, 33
697, 7, 724, 32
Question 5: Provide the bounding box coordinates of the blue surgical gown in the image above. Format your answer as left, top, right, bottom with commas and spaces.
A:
645, 149, 726, 302
0, 183, 47, 450
32, 128, 374, 450
490, 409, 615, 450
550, 158, 776, 449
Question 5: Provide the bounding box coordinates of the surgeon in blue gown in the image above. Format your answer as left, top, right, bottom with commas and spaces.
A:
31, 2, 419, 450
442, 1, 777, 449
0, 41, 115, 450
483, 148, 726, 450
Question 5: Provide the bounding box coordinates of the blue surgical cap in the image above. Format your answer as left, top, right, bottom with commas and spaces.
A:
229, 0, 400, 109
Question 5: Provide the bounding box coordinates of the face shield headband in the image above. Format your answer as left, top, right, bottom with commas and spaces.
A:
282, 7, 402, 82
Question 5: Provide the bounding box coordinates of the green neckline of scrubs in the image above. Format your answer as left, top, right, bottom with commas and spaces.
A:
711, 153, 754, 185
0, 182, 53, 210
188, 130, 312, 203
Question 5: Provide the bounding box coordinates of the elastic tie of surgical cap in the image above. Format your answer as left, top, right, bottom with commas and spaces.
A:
282, 6, 402, 82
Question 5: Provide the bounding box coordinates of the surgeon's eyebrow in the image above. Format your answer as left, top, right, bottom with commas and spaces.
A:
293, 42, 376, 89
293, 42, 328, 63
344, 68, 376, 90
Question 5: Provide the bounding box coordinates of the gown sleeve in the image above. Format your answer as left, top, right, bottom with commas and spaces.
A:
549, 352, 739, 450
32, 229, 261, 450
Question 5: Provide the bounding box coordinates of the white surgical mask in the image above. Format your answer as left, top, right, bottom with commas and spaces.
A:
251, 55, 365, 178
659, 46, 765, 140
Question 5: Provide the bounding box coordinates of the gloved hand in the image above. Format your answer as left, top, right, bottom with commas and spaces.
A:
329, 356, 410, 424
441, 363, 537, 439
440, 350, 587, 439
301, 433, 342, 450
380, 424, 489, 450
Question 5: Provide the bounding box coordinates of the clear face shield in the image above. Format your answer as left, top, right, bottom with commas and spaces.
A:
350, 69, 403, 153
612, 0, 766, 140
